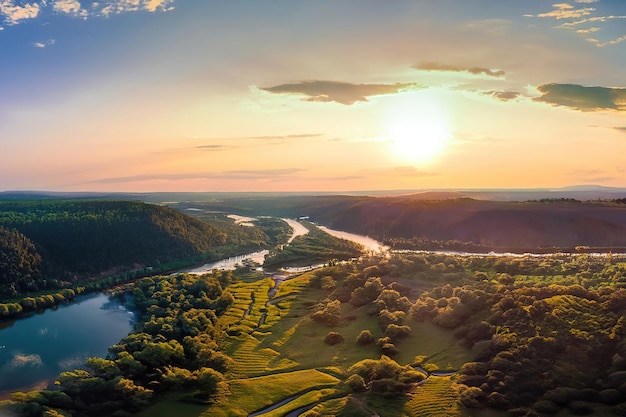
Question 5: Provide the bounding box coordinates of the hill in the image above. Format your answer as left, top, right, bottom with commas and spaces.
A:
319, 198, 626, 252
166, 196, 626, 252
0, 200, 228, 297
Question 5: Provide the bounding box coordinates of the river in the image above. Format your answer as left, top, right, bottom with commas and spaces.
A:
1, 220, 605, 395
0, 293, 136, 394
185, 218, 311, 274
317, 226, 388, 253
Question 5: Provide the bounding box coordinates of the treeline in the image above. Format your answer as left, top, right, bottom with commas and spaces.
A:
0, 200, 228, 299
8, 272, 235, 417
0, 288, 85, 318
263, 222, 363, 268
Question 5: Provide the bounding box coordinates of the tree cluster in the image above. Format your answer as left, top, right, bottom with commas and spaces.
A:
418, 278, 626, 415
9, 273, 234, 417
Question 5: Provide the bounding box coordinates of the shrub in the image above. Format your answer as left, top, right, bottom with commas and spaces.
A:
379, 343, 399, 357
324, 332, 344, 346
458, 385, 486, 408
384, 324, 412, 341
356, 329, 374, 346
533, 400, 559, 415
346, 374, 366, 392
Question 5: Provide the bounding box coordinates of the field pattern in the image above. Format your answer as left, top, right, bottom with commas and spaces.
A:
220, 278, 274, 333
200, 369, 340, 417
407, 376, 464, 417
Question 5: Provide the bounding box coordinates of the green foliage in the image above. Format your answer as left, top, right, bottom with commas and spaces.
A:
324, 331, 345, 345
10, 271, 232, 416
311, 299, 342, 327
347, 355, 425, 397
0, 200, 228, 295
356, 329, 374, 346
264, 222, 363, 268
0, 226, 41, 297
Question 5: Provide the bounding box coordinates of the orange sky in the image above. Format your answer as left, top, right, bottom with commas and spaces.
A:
2, 1, 626, 192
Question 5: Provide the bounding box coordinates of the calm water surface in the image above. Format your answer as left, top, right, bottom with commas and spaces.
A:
0, 293, 136, 392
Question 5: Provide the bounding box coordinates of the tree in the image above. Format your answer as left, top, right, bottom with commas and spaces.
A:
356, 329, 375, 345
324, 332, 344, 345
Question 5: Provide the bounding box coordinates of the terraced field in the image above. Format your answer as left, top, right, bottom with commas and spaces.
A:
221, 278, 274, 333
200, 369, 341, 417
213, 270, 473, 416
224, 333, 298, 376
407, 376, 464, 417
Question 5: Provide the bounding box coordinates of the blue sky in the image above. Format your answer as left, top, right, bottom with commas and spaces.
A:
1, 1, 626, 192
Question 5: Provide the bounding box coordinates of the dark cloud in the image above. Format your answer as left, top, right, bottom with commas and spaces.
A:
613, 127, 626, 133
261, 80, 423, 105
415, 62, 505, 77
534, 83, 626, 111
484, 90, 522, 101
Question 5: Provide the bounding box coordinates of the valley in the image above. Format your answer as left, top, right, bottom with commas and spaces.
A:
1, 195, 626, 417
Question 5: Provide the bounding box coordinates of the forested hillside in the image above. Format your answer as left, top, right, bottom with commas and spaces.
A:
0, 200, 228, 297
180, 195, 626, 252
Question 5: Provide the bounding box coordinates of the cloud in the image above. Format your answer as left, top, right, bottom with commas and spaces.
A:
591, 35, 626, 47
525, 4, 595, 20
1, 0, 175, 25
261, 80, 423, 105
33, 39, 55, 48
534, 83, 626, 111
98, 0, 174, 16
52, 0, 86, 17
614, 127, 626, 133
196, 144, 232, 150
193, 133, 322, 149
526, 3, 626, 47
10, 353, 43, 368
415, 62, 505, 77
195, 144, 232, 151
382, 166, 439, 178
248, 133, 323, 140
484, 90, 522, 101
144, 0, 173, 12
558, 15, 626, 29
0, 0, 40, 25
576, 26, 600, 33
85, 168, 306, 184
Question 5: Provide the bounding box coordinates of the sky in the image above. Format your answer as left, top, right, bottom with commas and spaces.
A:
1, 0, 626, 193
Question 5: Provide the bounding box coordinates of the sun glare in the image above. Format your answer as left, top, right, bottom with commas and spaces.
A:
384, 93, 451, 165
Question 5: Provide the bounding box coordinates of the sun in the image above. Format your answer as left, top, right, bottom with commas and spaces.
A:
384, 93, 451, 165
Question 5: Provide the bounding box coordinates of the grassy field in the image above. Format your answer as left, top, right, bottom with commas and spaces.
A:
207, 268, 475, 417
136, 261, 476, 417
201, 369, 341, 417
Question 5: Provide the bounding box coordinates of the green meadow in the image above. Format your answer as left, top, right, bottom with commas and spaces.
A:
134, 266, 474, 417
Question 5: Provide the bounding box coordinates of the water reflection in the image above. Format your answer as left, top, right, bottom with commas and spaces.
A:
0, 293, 136, 393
